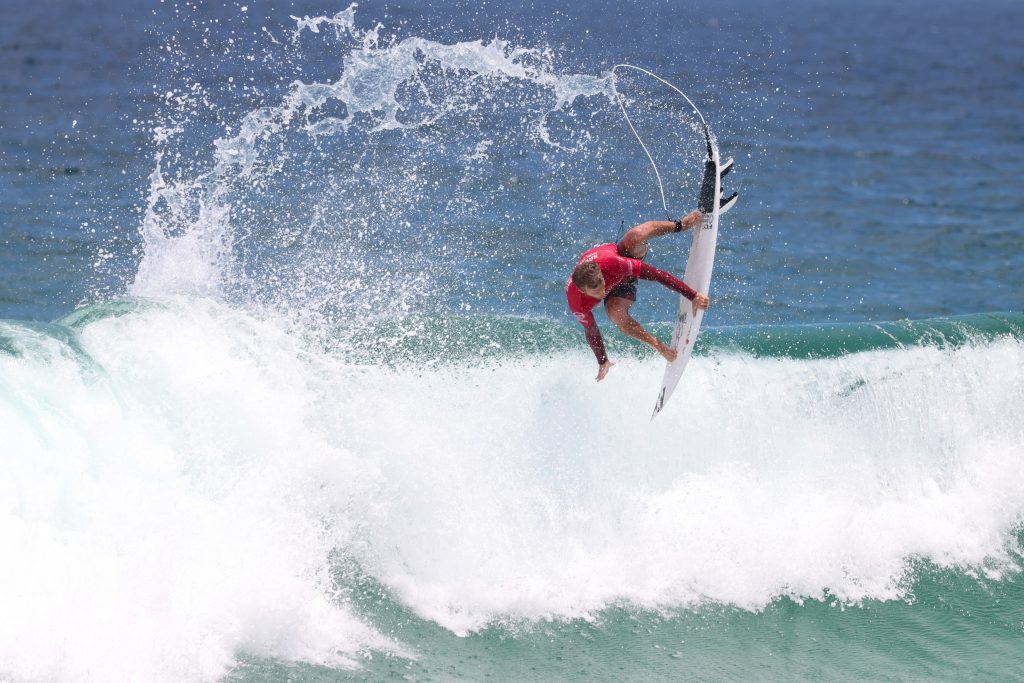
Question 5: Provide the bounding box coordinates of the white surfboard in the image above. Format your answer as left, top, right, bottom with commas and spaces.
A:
652, 146, 736, 418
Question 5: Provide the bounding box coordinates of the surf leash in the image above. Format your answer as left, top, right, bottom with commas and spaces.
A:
610, 64, 714, 221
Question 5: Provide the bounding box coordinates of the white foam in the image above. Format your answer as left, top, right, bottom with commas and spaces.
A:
5, 303, 1023, 678
327, 328, 1024, 633
0, 303, 400, 682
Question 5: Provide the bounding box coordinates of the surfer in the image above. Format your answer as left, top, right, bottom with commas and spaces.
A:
566, 210, 710, 381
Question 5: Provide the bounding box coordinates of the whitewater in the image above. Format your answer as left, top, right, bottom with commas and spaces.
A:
2, 299, 1022, 680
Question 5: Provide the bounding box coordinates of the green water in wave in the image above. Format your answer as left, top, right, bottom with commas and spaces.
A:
701, 312, 1024, 360
327, 311, 1024, 365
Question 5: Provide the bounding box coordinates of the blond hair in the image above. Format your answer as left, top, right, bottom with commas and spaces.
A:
571, 261, 602, 290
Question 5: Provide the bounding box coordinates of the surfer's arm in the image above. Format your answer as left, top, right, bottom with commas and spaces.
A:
568, 286, 610, 371
637, 262, 697, 299
582, 322, 615, 380
583, 322, 609, 366
637, 262, 710, 316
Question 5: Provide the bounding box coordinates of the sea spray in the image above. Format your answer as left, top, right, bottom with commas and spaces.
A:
131, 5, 705, 334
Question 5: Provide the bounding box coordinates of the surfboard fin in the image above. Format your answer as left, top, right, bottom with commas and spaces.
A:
719, 157, 734, 178
719, 191, 739, 214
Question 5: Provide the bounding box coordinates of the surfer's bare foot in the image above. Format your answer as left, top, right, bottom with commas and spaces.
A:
680, 209, 702, 230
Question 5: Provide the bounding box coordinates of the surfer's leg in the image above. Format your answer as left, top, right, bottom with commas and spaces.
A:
604, 295, 640, 337
605, 293, 676, 362
603, 279, 638, 334
618, 211, 702, 259
604, 283, 641, 338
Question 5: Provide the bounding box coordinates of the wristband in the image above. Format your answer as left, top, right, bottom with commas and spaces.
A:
673, 218, 683, 233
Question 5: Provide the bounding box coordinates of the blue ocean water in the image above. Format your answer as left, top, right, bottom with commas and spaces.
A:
1, 0, 1023, 681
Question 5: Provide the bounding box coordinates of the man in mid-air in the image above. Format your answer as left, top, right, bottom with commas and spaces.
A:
566, 210, 710, 381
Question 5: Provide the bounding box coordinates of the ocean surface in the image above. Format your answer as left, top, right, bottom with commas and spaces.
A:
2, 0, 1023, 680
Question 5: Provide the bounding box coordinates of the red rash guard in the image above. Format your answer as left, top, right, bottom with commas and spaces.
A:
565, 243, 698, 365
